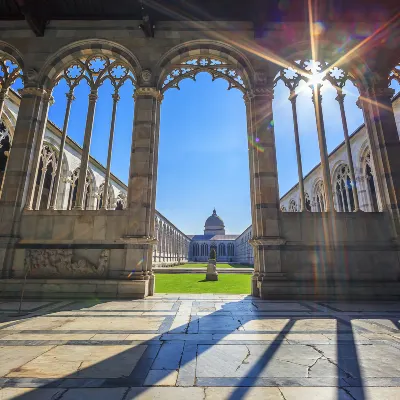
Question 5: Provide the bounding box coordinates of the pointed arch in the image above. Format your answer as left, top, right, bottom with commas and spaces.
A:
157, 40, 254, 94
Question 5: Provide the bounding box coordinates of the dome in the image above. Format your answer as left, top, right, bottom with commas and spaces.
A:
204, 209, 225, 235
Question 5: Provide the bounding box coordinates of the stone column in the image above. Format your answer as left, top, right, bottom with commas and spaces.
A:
102, 92, 120, 209
34, 166, 46, 210
49, 90, 75, 209
359, 78, 400, 234
311, 84, 334, 211
24, 95, 53, 211
336, 90, 360, 211
0, 88, 8, 120
0, 86, 51, 277
124, 85, 162, 295
289, 90, 306, 211
74, 89, 98, 210
245, 73, 285, 299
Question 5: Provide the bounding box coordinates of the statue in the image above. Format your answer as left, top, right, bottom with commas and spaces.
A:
206, 246, 218, 281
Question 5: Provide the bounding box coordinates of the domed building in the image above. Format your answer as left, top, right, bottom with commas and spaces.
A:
204, 209, 225, 235
188, 209, 253, 263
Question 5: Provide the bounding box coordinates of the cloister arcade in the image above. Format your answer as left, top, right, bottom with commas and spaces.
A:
0, 8, 399, 299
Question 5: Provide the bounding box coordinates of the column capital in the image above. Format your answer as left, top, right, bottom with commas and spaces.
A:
112, 92, 120, 102
65, 91, 75, 102
19, 86, 51, 99
335, 90, 346, 103
88, 90, 98, 102
311, 83, 322, 104
0, 87, 9, 100
134, 87, 163, 102
288, 90, 297, 103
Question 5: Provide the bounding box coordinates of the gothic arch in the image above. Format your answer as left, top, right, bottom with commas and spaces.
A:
0, 42, 24, 90
157, 40, 254, 94
38, 39, 141, 90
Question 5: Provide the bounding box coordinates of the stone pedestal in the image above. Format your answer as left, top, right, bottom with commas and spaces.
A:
206, 259, 218, 281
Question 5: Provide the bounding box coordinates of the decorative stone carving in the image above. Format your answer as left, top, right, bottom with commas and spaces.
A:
141, 69, 152, 84
24, 68, 39, 86
25, 249, 109, 278
134, 87, 163, 101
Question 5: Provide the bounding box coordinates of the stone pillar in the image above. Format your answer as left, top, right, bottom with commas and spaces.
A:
311, 84, 334, 211
289, 91, 306, 212
75, 89, 98, 210
245, 73, 286, 299
102, 92, 119, 209
336, 90, 360, 211
359, 78, 400, 235
49, 90, 75, 210
0, 86, 51, 277
124, 85, 162, 295
0, 88, 8, 120
34, 166, 46, 210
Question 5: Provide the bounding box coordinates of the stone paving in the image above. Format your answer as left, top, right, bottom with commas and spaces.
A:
0, 295, 399, 399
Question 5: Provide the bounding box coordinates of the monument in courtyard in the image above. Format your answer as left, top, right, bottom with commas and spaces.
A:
206, 247, 218, 281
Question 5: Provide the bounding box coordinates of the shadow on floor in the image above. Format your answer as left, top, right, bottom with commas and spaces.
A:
0, 296, 386, 400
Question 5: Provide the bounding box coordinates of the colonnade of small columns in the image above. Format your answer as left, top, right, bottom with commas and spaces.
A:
154, 214, 190, 266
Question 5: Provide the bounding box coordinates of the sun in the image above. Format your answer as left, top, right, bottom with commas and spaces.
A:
307, 72, 325, 86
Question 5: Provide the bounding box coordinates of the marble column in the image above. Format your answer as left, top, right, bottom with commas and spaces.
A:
74, 89, 98, 210
49, 90, 75, 210
124, 86, 162, 295
0, 88, 8, 120
359, 79, 400, 234
311, 83, 334, 211
0, 86, 51, 277
24, 95, 54, 211
336, 90, 360, 211
289, 91, 306, 211
34, 166, 47, 210
245, 74, 285, 299
102, 92, 120, 209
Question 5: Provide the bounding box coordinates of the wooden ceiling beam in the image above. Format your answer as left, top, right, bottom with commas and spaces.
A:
14, 0, 47, 36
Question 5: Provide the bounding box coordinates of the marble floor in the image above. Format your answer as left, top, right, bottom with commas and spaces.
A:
0, 295, 399, 399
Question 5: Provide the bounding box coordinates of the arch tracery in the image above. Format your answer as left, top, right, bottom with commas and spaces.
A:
161, 55, 246, 93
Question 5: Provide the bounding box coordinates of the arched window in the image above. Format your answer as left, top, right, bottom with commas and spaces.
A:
314, 180, 325, 212
364, 150, 378, 212
305, 192, 311, 211
334, 164, 355, 212
67, 168, 93, 210
218, 243, 226, 257
289, 199, 297, 212
116, 192, 126, 210
227, 243, 235, 257
280, 205, 286, 212
32, 145, 58, 210
0, 120, 11, 192
97, 183, 114, 210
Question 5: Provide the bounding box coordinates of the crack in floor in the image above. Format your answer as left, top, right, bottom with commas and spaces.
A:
235, 345, 251, 372
306, 354, 324, 378
278, 387, 288, 400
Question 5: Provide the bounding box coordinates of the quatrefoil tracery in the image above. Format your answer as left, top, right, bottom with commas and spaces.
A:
54, 54, 136, 92
274, 59, 350, 91
0, 55, 23, 91
162, 56, 246, 92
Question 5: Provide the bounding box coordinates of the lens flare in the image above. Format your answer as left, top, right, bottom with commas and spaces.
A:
248, 135, 265, 153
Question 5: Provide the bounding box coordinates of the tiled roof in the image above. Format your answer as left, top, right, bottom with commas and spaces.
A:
189, 234, 239, 241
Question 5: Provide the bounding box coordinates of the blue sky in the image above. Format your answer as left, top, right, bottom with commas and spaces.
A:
46, 69, 399, 235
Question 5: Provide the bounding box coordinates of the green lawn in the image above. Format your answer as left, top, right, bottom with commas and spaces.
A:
155, 273, 251, 294
168, 263, 254, 269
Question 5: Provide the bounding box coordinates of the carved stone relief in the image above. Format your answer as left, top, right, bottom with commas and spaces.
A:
25, 249, 109, 278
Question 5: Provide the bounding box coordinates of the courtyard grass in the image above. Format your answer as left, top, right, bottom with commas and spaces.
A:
168, 263, 254, 269
155, 273, 251, 294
